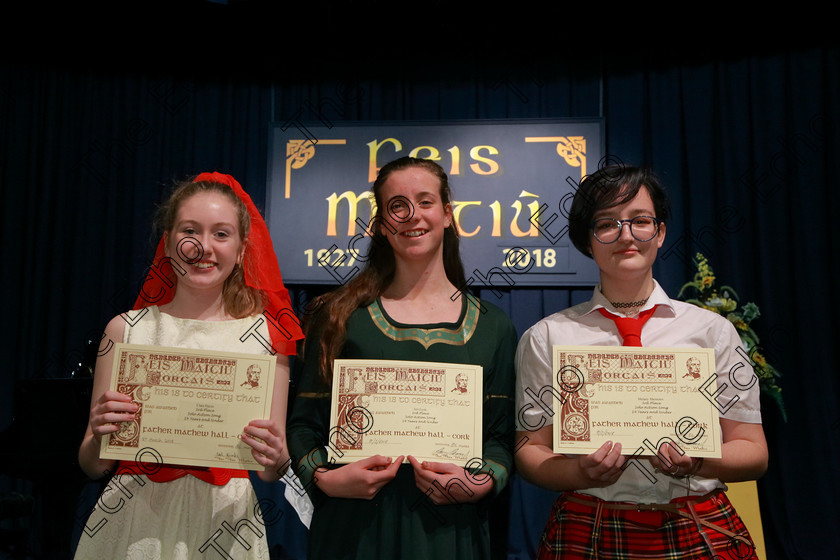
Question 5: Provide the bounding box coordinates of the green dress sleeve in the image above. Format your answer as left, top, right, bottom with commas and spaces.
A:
287, 321, 332, 502
475, 304, 518, 498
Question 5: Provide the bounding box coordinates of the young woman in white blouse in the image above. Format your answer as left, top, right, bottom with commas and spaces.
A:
514, 163, 768, 559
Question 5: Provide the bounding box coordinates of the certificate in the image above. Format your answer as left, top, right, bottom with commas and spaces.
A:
327, 359, 482, 466
552, 346, 722, 458
100, 343, 275, 470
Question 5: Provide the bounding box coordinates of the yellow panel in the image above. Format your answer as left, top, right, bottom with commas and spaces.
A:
725, 481, 766, 560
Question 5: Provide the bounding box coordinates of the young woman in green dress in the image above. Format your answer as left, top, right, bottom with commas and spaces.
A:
288, 157, 517, 559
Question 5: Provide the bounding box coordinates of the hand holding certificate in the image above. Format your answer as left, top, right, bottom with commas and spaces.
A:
100, 343, 275, 470
327, 359, 483, 466
552, 346, 722, 458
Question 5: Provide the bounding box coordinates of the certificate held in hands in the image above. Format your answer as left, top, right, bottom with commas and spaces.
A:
552, 346, 722, 458
100, 343, 275, 470
328, 359, 482, 466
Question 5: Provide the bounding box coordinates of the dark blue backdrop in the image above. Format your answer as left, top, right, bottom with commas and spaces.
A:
1, 4, 837, 559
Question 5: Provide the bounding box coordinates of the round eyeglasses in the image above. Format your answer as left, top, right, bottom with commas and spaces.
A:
590, 216, 662, 243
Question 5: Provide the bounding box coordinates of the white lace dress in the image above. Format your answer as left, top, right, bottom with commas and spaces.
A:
74, 306, 273, 560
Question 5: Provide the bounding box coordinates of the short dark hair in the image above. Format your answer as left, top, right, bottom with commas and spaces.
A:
568, 164, 670, 257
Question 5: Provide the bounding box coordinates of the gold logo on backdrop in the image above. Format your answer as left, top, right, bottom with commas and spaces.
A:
525, 136, 587, 178
285, 139, 347, 198
291, 134, 589, 240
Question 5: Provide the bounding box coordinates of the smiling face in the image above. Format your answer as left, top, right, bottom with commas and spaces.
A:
165, 190, 245, 294
589, 186, 666, 283
378, 167, 453, 266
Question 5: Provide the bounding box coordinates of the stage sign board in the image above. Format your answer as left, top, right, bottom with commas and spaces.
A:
266, 119, 603, 287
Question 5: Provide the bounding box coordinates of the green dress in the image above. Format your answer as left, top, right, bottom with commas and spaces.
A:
287, 297, 517, 559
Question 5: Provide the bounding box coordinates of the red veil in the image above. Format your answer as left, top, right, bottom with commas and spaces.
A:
133, 171, 303, 356
119, 172, 303, 484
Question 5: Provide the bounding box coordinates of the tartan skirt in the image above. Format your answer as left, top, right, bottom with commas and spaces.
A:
537, 490, 758, 560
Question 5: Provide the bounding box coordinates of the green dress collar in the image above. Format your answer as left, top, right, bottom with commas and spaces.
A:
366, 296, 480, 349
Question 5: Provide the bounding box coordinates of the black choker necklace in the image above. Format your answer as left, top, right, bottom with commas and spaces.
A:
610, 297, 649, 309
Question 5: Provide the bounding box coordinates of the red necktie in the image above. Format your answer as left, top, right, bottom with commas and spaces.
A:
598, 307, 657, 346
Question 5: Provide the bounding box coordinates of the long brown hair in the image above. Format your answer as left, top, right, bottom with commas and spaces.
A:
156, 179, 266, 318
306, 157, 466, 385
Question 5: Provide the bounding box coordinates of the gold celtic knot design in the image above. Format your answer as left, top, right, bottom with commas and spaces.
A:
555, 136, 586, 176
